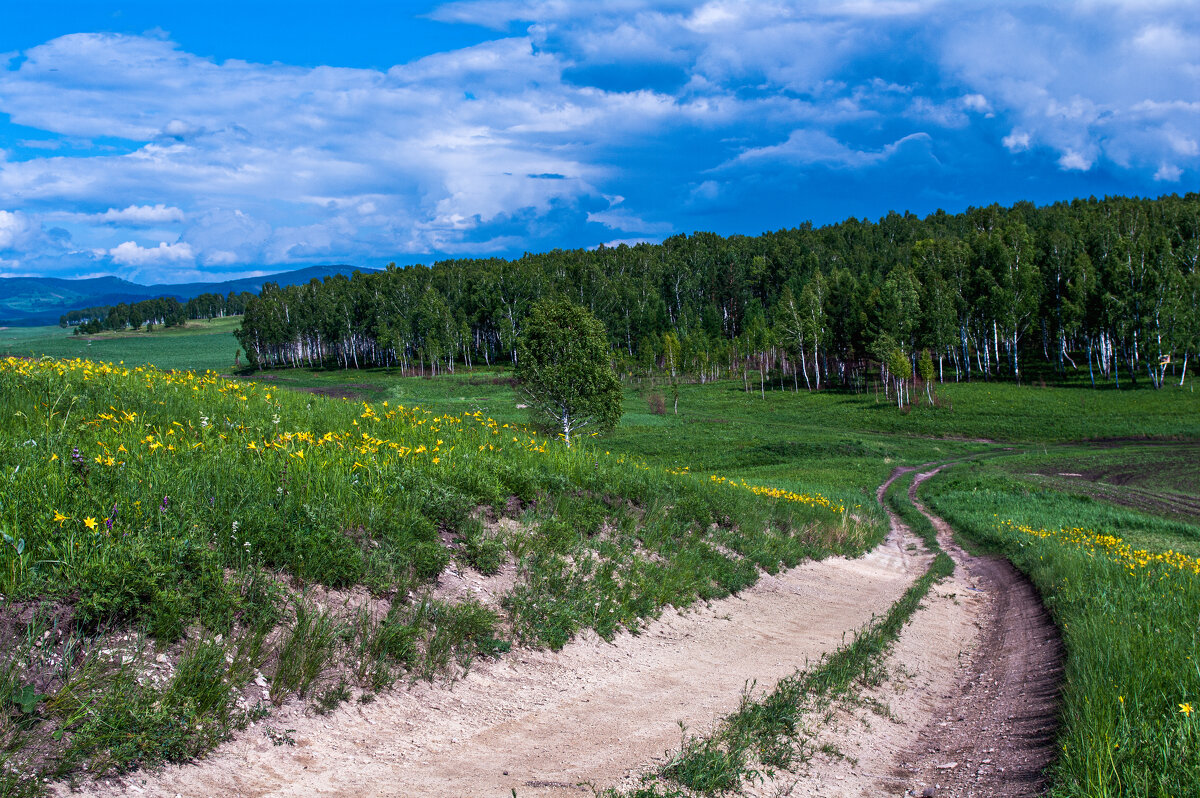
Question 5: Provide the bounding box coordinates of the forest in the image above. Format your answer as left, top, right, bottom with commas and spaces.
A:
61, 291, 256, 334
234, 193, 1200, 390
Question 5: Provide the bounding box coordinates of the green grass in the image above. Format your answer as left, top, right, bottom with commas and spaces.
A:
5, 336, 1200, 795
227, 369, 1200, 516
922, 463, 1200, 798
0, 356, 865, 792
0, 319, 243, 373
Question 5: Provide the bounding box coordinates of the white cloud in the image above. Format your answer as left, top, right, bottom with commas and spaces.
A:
586, 208, 673, 232
1002, 130, 1031, 152
1131, 24, 1197, 59
108, 240, 195, 267
1166, 130, 1199, 157
0, 210, 37, 251
936, 4, 1200, 175
95, 204, 185, 225
1154, 162, 1182, 181
731, 129, 931, 169
1058, 150, 1093, 171
961, 93, 990, 113
0, 3, 1198, 277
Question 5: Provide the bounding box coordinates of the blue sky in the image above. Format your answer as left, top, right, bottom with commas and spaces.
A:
1, 1, 1197, 283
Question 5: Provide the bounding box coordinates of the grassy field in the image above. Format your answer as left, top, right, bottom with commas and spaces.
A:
0, 357, 866, 795
5, 326, 1200, 796
923, 462, 1200, 798
0, 319, 242, 373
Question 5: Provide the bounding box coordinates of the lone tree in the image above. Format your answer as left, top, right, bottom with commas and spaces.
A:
516, 299, 623, 446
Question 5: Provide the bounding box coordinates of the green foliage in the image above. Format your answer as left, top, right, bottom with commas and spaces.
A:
516, 299, 623, 446
223, 193, 1200, 393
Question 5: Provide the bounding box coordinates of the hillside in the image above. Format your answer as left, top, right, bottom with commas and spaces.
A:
0, 265, 376, 326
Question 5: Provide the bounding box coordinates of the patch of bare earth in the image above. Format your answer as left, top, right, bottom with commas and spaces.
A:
64, 518, 919, 798
759, 466, 1061, 798
57, 467, 1062, 798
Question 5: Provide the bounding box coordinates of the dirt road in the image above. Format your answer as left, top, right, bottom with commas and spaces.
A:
767, 466, 1062, 797
889, 468, 1062, 797
69, 466, 1061, 798
72, 507, 922, 797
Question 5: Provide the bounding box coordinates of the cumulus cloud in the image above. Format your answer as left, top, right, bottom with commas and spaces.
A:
108, 240, 195, 267
1155, 163, 1182, 181
0, 2, 1196, 278
0, 210, 39, 251
95, 204, 185, 225
1002, 130, 1032, 152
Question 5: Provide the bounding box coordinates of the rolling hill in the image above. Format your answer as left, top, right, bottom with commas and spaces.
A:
0, 265, 377, 326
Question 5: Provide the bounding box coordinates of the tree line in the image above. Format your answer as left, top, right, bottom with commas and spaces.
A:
62, 292, 255, 335
235, 192, 1200, 391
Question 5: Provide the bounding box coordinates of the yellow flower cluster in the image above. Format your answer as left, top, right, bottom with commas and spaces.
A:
1000, 519, 1200, 576
712, 476, 845, 514
4, 357, 565, 481
662, 467, 845, 515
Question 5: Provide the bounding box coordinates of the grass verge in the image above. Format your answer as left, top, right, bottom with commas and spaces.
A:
0, 356, 870, 793
921, 464, 1200, 797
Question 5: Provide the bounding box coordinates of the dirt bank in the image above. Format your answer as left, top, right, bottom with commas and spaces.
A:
70, 516, 920, 797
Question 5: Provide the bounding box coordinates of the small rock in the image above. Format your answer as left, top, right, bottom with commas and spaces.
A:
937, 762, 957, 770
921, 788, 937, 798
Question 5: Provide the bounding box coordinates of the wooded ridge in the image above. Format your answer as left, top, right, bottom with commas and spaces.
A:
235, 193, 1200, 389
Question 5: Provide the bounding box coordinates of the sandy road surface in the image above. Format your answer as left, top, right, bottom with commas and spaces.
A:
761, 466, 1062, 798
71, 516, 921, 798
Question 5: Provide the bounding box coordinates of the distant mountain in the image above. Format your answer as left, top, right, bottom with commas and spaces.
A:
0, 265, 377, 326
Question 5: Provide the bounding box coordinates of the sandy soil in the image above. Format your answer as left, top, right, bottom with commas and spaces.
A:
754, 466, 1062, 798
69, 509, 920, 798
63, 466, 1062, 798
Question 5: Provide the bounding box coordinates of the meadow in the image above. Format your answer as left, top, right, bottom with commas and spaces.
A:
922, 464, 1200, 797
0, 356, 865, 795
3, 326, 1200, 797
0, 320, 242, 374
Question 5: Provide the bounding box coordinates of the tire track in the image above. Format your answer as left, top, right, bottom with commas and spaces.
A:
69, 505, 920, 798
890, 467, 1063, 797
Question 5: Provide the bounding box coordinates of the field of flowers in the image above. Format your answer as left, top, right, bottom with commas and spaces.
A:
0, 356, 872, 795
925, 466, 1200, 797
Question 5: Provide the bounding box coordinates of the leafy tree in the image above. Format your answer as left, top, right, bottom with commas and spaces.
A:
917, 349, 935, 404
515, 299, 623, 447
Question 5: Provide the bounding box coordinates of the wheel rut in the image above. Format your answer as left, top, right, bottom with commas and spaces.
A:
68, 498, 921, 798
753, 465, 1063, 798
889, 467, 1063, 797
